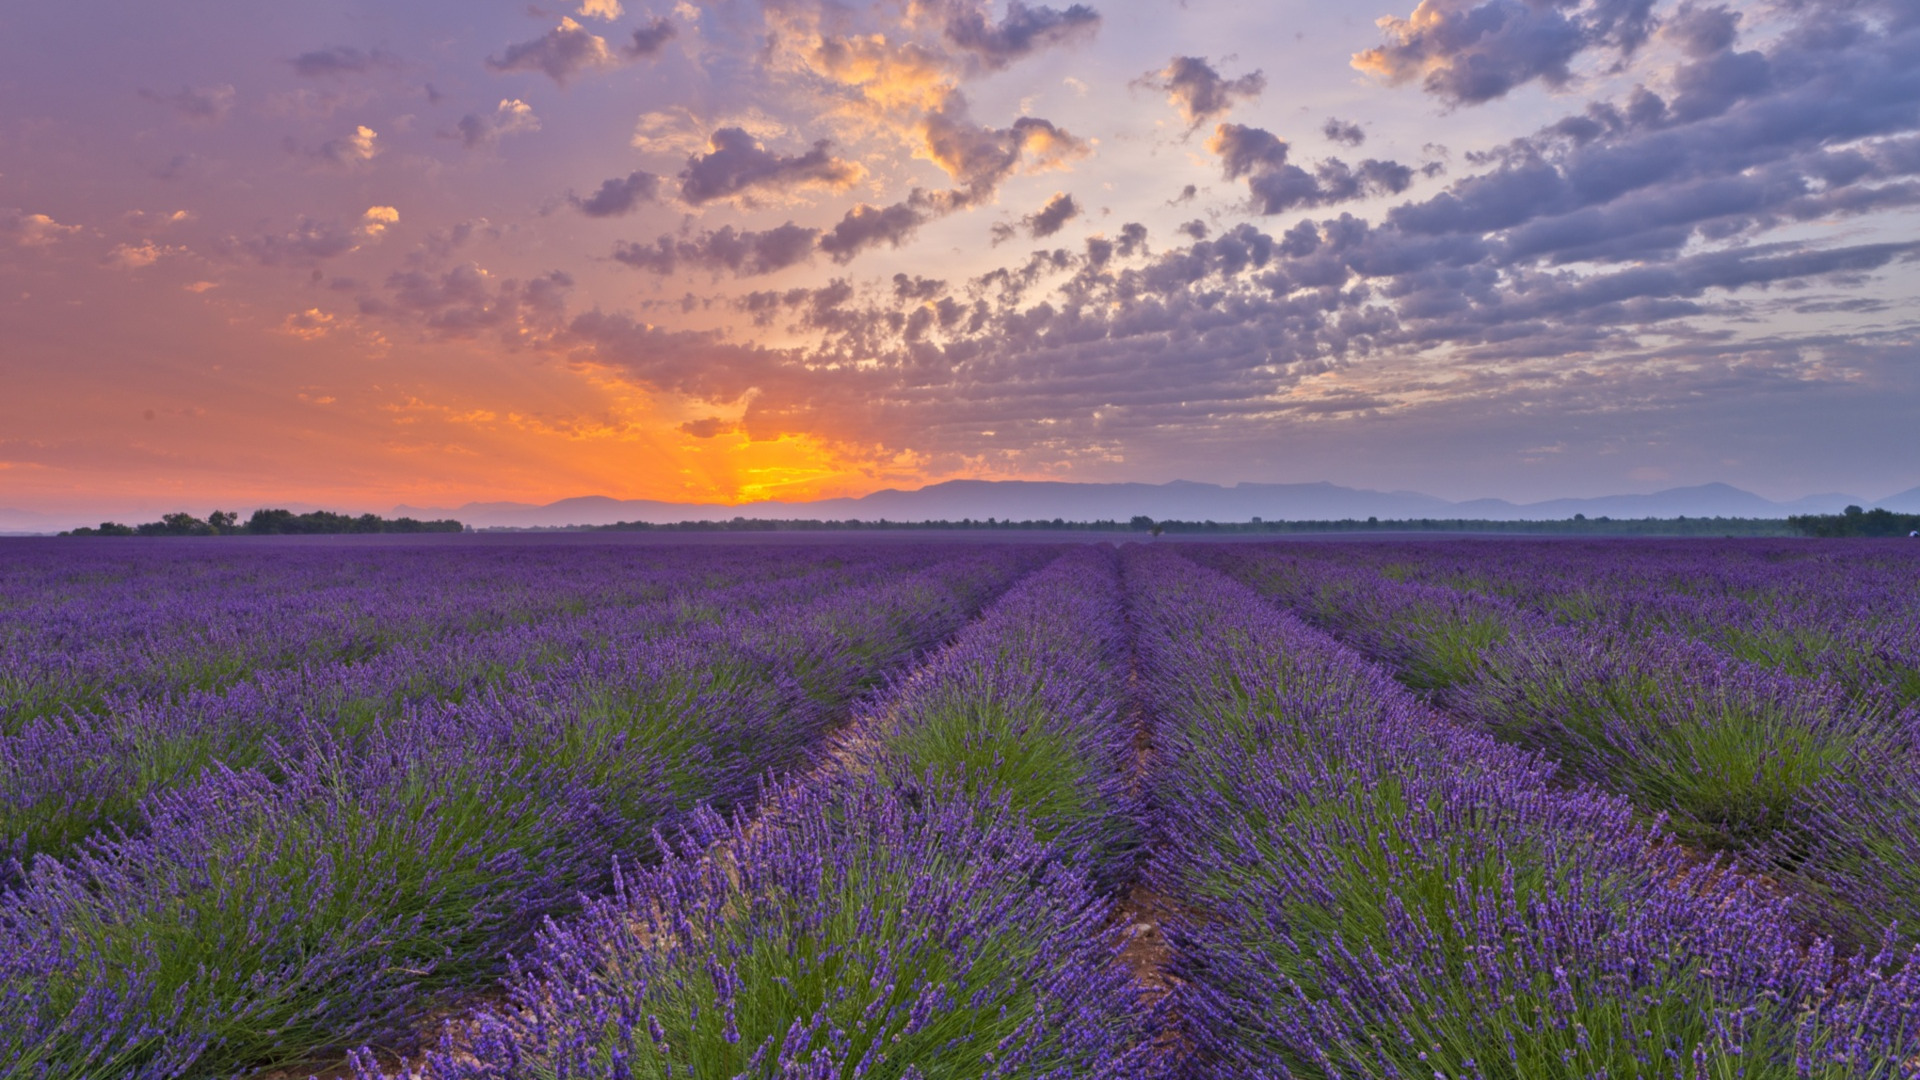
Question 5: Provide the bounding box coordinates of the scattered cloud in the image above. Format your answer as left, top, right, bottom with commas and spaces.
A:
486, 18, 616, 85
105, 241, 176, 269
571, 170, 663, 217
1354, 0, 1658, 106
625, 17, 677, 57
1322, 117, 1366, 146
359, 205, 400, 240
938, 1, 1101, 73
678, 128, 864, 206
139, 84, 236, 123
289, 46, 399, 78
679, 416, 736, 438
577, 0, 623, 20
454, 99, 541, 148
281, 308, 338, 340
819, 199, 933, 262
919, 91, 1088, 205
4, 210, 83, 247
315, 124, 380, 167
235, 216, 367, 265
1210, 123, 1415, 213
612, 223, 822, 277
367, 264, 574, 340
1138, 56, 1265, 129
992, 191, 1080, 244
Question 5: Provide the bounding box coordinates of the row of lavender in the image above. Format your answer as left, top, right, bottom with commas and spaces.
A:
1273, 538, 1920, 704
0, 538, 946, 726
1191, 541, 1920, 948
357, 546, 1155, 1079
2, 540, 1051, 1079
0, 544, 952, 875
19, 536, 1920, 1078
352, 542, 1920, 1079
1128, 546, 1920, 1076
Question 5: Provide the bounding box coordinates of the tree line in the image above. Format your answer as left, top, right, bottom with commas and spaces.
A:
1785, 506, 1920, 538
62, 509, 465, 537
536, 514, 1802, 536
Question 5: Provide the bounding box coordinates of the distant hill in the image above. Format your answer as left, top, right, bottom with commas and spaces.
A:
392, 479, 1895, 530
8, 480, 1908, 535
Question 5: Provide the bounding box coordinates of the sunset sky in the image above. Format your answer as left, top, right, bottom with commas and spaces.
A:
3, 0, 1917, 518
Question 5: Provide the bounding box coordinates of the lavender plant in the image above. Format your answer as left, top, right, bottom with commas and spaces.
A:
366, 778, 1152, 1080
1, 546, 1046, 1078
1127, 545, 1920, 1078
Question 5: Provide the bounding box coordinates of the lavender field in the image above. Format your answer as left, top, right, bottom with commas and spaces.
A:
7, 535, 1920, 1079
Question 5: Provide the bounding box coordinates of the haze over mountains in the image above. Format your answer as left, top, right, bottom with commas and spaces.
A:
9, 480, 1919, 535
390, 480, 1920, 530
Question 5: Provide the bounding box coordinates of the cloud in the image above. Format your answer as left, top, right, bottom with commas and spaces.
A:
1138, 56, 1265, 129
236, 215, 379, 265
819, 199, 932, 261
612, 223, 822, 277
679, 417, 736, 438
577, 0, 623, 19
1660, 2, 1739, 59
289, 46, 398, 78
359, 206, 400, 240
454, 99, 541, 148
1354, 0, 1658, 106
315, 125, 380, 167
486, 18, 616, 85
938, 1, 1101, 72
571, 170, 663, 217
919, 91, 1089, 205
1323, 117, 1367, 146
105, 242, 174, 269
139, 84, 236, 123
678, 128, 864, 206
368, 264, 574, 339
4, 210, 83, 247
281, 308, 338, 340
1210, 123, 1416, 213
991, 191, 1080, 244
625, 17, 678, 57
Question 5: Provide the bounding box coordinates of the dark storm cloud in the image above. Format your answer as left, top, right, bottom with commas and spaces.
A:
289, 46, 398, 78
1137, 56, 1265, 129
612, 223, 822, 277
571, 171, 663, 217
991, 192, 1081, 244
625, 17, 678, 58
939, 1, 1101, 71
677, 128, 862, 206
1211, 124, 1417, 213
486, 19, 615, 85
1356, 0, 1658, 105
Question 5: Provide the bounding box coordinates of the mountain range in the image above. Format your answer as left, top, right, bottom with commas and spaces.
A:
390, 480, 1920, 530
7, 480, 1916, 535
